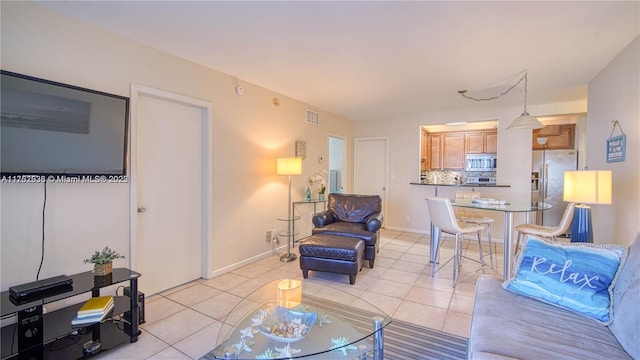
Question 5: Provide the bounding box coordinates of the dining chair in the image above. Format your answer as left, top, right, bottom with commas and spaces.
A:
514, 202, 576, 255
454, 191, 495, 269
427, 197, 486, 287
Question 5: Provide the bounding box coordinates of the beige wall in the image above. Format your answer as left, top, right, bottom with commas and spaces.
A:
587, 36, 640, 245
0, 2, 353, 289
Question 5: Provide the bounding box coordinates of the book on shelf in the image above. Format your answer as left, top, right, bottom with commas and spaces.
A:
72, 302, 114, 326
77, 296, 114, 315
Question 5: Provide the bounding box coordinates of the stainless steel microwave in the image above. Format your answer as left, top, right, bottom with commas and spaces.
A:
466, 154, 497, 171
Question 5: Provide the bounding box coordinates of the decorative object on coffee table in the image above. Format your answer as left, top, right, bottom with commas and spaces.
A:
277, 279, 302, 308
83, 247, 125, 276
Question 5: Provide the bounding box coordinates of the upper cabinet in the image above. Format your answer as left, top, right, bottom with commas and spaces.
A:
429, 134, 443, 170
532, 124, 575, 150
421, 120, 498, 171
423, 130, 496, 170
442, 133, 465, 169
421, 128, 428, 171
466, 131, 497, 154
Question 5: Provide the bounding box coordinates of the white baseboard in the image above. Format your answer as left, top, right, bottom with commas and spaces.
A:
208, 245, 286, 279
384, 225, 428, 234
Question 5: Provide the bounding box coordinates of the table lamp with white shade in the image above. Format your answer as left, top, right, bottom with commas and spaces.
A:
277, 157, 303, 262
563, 170, 612, 243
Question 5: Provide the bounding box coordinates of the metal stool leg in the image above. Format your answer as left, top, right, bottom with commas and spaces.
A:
476, 231, 485, 273
453, 234, 460, 287
515, 231, 523, 257
487, 223, 494, 269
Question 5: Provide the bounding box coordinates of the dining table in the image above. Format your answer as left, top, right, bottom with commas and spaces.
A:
429, 199, 552, 280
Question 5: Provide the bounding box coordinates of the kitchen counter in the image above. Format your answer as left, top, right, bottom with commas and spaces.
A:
410, 182, 511, 187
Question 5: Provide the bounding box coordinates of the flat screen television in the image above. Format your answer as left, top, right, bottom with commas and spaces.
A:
1, 70, 129, 180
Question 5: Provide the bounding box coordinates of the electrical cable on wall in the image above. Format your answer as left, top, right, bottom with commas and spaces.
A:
36, 181, 47, 281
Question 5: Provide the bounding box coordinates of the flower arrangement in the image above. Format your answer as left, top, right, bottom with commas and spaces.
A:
308, 170, 328, 194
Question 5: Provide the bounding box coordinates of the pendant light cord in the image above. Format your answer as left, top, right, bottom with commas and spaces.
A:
458, 70, 528, 102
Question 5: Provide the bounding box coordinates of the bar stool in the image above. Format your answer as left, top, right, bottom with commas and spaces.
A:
455, 191, 495, 269
514, 202, 576, 255
427, 197, 486, 287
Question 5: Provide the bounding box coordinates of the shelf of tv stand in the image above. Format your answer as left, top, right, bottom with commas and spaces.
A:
0, 268, 141, 360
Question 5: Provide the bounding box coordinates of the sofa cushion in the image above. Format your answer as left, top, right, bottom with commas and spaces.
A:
470, 275, 632, 359
328, 193, 381, 223
503, 236, 627, 325
609, 233, 640, 359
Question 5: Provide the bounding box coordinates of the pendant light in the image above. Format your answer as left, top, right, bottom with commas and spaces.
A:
506, 72, 544, 130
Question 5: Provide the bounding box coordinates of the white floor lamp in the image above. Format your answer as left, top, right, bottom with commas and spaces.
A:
563, 170, 612, 243
277, 157, 302, 262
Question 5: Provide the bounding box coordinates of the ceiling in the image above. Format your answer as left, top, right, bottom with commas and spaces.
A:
34, 1, 639, 122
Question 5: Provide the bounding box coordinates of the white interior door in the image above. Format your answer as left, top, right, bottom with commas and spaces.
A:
353, 137, 388, 220
132, 88, 212, 295
328, 135, 346, 193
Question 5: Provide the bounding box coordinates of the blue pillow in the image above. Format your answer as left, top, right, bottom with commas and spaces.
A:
503, 236, 628, 325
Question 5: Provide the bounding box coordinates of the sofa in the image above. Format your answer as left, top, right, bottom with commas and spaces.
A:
311, 193, 383, 268
468, 233, 639, 359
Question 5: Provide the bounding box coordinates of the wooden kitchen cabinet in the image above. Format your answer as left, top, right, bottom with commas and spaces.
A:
533, 124, 575, 150
485, 132, 497, 153
423, 129, 495, 170
466, 133, 484, 153
442, 133, 465, 169
466, 130, 497, 153
421, 128, 428, 171
428, 134, 442, 169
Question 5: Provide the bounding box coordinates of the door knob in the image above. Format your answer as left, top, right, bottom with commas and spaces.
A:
137, 206, 146, 213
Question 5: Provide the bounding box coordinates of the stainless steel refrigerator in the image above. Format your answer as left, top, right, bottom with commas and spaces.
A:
531, 149, 578, 232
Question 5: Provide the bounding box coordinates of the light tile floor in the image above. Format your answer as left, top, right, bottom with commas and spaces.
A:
96, 230, 505, 359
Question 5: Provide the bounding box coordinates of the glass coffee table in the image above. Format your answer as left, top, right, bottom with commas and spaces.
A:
204, 279, 391, 360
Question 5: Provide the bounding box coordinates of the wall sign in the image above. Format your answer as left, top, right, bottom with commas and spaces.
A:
606, 120, 626, 163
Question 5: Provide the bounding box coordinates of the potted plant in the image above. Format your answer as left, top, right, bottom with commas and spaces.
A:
318, 184, 327, 200
83, 247, 125, 276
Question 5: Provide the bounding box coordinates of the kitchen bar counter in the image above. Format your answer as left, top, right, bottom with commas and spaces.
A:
410, 182, 510, 187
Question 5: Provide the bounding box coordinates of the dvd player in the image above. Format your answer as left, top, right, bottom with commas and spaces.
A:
9, 275, 73, 301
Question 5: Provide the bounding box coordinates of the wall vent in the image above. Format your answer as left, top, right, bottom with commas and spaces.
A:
306, 110, 319, 126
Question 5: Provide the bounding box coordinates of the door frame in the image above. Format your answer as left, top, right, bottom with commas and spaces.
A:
129, 84, 214, 280
328, 134, 347, 193
353, 137, 389, 220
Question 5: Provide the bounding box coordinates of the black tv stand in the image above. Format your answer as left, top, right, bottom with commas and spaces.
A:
1, 268, 141, 360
